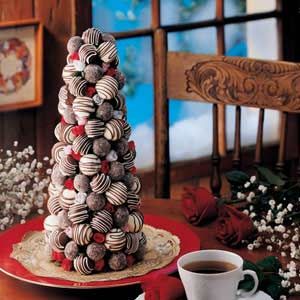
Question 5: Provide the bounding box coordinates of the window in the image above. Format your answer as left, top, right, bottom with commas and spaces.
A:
92, 0, 281, 169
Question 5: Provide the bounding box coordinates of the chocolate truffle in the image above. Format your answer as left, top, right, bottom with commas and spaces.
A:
108, 252, 127, 271
86, 192, 106, 211
68, 203, 89, 224
96, 102, 113, 121
49, 229, 69, 252
105, 228, 126, 252
105, 182, 127, 206
67, 36, 84, 54
74, 255, 94, 275
84, 64, 103, 83
93, 137, 111, 157
109, 161, 125, 181
47, 195, 62, 216
82, 27, 102, 46
114, 138, 129, 156
134, 244, 146, 262
43, 214, 60, 232
74, 174, 90, 193
63, 106, 77, 125
122, 172, 135, 189
73, 223, 93, 246
51, 164, 66, 186
91, 210, 113, 233
64, 240, 79, 260
86, 243, 106, 261
114, 206, 129, 228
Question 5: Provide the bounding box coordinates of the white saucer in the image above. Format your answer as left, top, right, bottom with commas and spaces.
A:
135, 291, 273, 300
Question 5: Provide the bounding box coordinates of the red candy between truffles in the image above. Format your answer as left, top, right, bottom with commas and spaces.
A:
71, 125, 85, 136
104, 202, 115, 214
105, 68, 116, 77
64, 178, 74, 190
52, 251, 65, 263
130, 166, 137, 175
71, 151, 81, 161
101, 160, 110, 174
62, 258, 73, 271
93, 233, 105, 244
95, 259, 105, 272
86, 86, 97, 97
69, 52, 79, 61
127, 255, 135, 267
128, 141, 135, 151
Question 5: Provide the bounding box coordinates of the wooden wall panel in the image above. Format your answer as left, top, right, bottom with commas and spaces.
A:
0, 0, 36, 151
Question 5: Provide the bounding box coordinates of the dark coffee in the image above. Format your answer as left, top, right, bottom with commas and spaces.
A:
183, 260, 237, 274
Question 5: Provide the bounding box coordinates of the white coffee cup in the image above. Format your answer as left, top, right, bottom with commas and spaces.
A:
177, 249, 258, 300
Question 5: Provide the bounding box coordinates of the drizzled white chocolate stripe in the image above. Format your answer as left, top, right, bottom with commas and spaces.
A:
51, 142, 66, 164
73, 224, 93, 246
68, 203, 89, 224
127, 211, 144, 233
104, 119, 124, 141
105, 228, 126, 252
97, 41, 117, 63
96, 75, 118, 100
59, 189, 76, 210
82, 28, 102, 46
68, 77, 87, 97
72, 135, 92, 155
73, 96, 95, 118
90, 173, 111, 193
74, 255, 94, 275
105, 182, 127, 206
62, 63, 76, 84
91, 210, 113, 233
127, 192, 140, 211
79, 154, 101, 176
47, 195, 62, 215
59, 155, 77, 176
125, 233, 140, 254
85, 119, 105, 138
79, 44, 98, 64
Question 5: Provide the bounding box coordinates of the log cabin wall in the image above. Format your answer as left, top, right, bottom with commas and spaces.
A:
0, 0, 91, 159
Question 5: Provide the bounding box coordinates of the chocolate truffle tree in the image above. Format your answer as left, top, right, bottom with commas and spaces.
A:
44, 28, 146, 275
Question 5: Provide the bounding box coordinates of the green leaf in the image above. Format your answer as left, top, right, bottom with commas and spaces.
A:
257, 256, 281, 273
225, 170, 249, 185
256, 166, 285, 187
262, 274, 286, 300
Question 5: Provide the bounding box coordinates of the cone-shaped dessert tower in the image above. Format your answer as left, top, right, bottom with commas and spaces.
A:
44, 28, 146, 275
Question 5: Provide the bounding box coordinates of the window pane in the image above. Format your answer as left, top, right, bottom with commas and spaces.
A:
168, 27, 217, 54
225, 0, 276, 17
116, 37, 154, 169
92, 0, 151, 32
168, 27, 216, 161
161, 0, 215, 25
225, 18, 279, 149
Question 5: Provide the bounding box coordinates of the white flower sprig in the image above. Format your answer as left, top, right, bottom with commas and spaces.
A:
0, 142, 52, 230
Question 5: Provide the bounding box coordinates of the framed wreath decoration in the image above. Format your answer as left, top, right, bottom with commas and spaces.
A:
0, 19, 43, 111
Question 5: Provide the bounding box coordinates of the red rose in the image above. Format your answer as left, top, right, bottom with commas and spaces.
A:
181, 187, 217, 226
64, 178, 74, 190
94, 259, 105, 272
126, 255, 135, 267
86, 86, 96, 97
71, 151, 81, 161
101, 160, 110, 174
216, 205, 255, 247
71, 125, 85, 136
93, 233, 105, 244
61, 258, 73, 271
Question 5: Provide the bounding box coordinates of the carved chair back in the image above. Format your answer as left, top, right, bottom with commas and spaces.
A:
153, 29, 300, 198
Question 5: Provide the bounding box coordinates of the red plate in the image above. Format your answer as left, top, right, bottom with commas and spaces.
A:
0, 214, 200, 289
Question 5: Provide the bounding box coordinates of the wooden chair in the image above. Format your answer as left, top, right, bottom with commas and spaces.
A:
153, 29, 300, 199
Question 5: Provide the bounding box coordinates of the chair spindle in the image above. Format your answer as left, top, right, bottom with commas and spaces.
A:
232, 106, 241, 169
210, 104, 222, 197
276, 112, 288, 173
154, 29, 170, 198
254, 108, 265, 166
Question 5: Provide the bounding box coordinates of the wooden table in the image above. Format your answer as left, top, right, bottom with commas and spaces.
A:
0, 198, 297, 300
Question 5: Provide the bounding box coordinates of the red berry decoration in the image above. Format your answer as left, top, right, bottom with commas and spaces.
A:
70, 52, 79, 61
101, 160, 110, 174
71, 151, 81, 161
128, 141, 135, 151
127, 255, 135, 267
104, 202, 115, 214
93, 233, 106, 244
130, 166, 137, 175
51, 251, 58, 261
61, 258, 73, 271
61, 116, 67, 125
105, 68, 116, 77
64, 178, 74, 190
71, 125, 85, 136
86, 86, 97, 97
94, 259, 105, 272
56, 252, 65, 263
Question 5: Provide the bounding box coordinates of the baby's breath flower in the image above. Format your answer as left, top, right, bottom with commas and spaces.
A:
250, 176, 256, 183
244, 181, 250, 188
